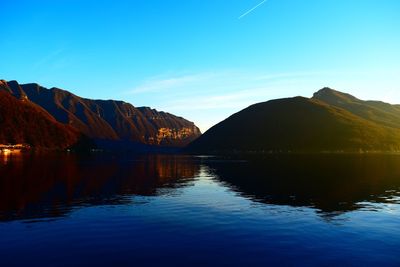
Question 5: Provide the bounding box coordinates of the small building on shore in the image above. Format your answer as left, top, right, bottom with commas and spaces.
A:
0, 144, 30, 153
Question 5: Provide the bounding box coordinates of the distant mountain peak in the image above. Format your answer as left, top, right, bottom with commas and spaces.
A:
188, 87, 400, 153
314, 87, 341, 96
313, 87, 358, 103
319, 86, 335, 91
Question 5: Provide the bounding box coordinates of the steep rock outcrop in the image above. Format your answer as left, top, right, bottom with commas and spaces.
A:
0, 88, 82, 149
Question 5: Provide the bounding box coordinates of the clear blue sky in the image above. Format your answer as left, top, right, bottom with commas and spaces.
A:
1, 0, 399, 131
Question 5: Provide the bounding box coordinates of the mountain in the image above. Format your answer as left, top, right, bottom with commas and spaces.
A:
313, 88, 400, 129
0, 80, 201, 149
0, 85, 84, 149
188, 88, 400, 153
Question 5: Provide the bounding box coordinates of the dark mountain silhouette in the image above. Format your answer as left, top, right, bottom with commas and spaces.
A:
0, 88, 83, 149
313, 88, 400, 129
0, 80, 201, 149
188, 88, 400, 153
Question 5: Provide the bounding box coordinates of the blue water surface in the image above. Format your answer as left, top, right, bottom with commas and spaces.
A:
0, 153, 399, 266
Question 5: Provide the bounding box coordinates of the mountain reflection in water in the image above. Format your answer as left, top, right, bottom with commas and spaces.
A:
206, 154, 400, 216
1, 153, 400, 222
0, 153, 199, 221
1, 153, 400, 267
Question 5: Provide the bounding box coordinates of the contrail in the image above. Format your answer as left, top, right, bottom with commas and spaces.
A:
238, 0, 267, 19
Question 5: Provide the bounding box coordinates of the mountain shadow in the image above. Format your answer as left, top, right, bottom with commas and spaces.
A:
188, 88, 400, 153
0, 89, 89, 150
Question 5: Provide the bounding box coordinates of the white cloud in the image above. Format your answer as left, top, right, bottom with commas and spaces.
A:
122, 69, 400, 132
126, 73, 217, 94
123, 70, 334, 132
126, 70, 325, 96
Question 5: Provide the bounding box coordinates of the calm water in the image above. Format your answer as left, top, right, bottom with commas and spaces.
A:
0, 153, 400, 266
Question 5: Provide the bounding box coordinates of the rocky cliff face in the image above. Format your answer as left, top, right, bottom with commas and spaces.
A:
0, 89, 83, 149
0, 80, 201, 149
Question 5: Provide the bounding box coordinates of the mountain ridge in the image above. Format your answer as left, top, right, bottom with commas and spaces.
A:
0, 79, 201, 149
312, 87, 400, 129
0, 90, 85, 149
188, 88, 400, 153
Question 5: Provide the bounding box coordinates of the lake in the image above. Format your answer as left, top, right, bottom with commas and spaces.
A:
0, 153, 399, 266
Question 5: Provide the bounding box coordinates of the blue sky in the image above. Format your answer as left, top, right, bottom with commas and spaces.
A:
1, 0, 399, 131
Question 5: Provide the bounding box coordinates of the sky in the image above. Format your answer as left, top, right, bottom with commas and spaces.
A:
1, 0, 400, 132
